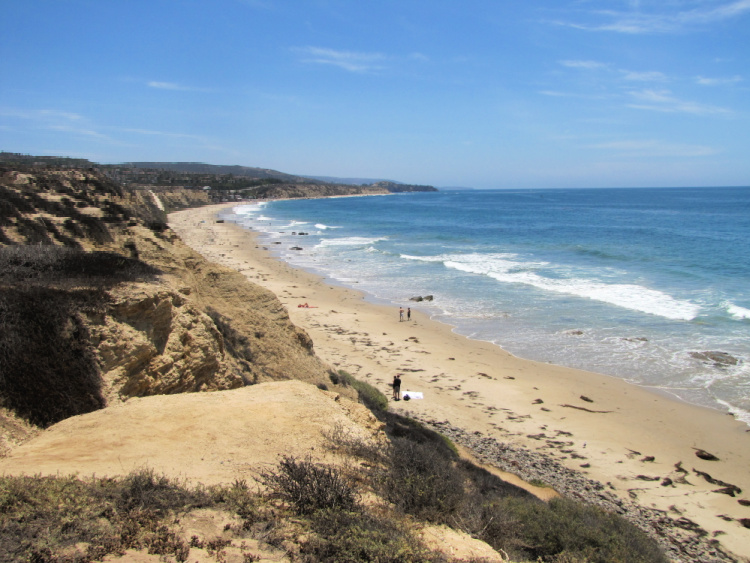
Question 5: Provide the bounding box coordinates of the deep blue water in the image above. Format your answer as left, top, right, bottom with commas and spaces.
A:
223, 187, 750, 424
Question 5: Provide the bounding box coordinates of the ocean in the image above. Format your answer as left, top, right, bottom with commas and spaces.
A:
221, 187, 750, 425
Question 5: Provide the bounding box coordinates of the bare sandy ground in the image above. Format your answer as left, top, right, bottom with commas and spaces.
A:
168, 203, 750, 560
0, 381, 381, 485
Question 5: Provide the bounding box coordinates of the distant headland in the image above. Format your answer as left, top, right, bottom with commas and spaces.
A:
1, 152, 438, 202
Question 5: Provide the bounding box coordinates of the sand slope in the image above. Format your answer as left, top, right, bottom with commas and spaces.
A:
0, 381, 380, 485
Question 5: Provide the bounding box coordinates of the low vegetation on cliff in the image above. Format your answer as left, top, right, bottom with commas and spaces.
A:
0, 393, 667, 563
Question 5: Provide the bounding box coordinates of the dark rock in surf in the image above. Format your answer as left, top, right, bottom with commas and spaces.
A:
690, 351, 741, 367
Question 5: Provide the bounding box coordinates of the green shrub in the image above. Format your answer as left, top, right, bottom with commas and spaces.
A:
378, 437, 464, 523
78, 214, 113, 243
372, 411, 666, 562
328, 370, 340, 385
15, 216, 52, 244
0, 470, 261, 563
322, 423, 388, 464
477, 496, 668, 563
338, 370, 388, 412
261, 456, 358, 516
382, 412, 458, 457
302, 508, 443, 563
117, 468, 212, 516
210, 479, 258, 523
0, 474, 117, 562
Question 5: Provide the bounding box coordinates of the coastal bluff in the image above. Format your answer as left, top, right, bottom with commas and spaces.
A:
0, 166, 355, 449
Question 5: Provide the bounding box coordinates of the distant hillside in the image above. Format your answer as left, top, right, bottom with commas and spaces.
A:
0, 151, 95, 169
247, 182, 390, 199
121, 163, 438, 193
302, 175, 397, 185
121, 161, 308, 183
369, 180, 438, 193
1, 154, 438, 196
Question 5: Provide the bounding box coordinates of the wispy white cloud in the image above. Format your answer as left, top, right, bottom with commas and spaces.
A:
408, 52, 430, 62
539, 90, 573, 97
236, 0, 273, 9
121, 127, 206, 140
295, 47, 386, 73
0, 107, 111, 139
620, 70, 668, 82
0, 108, 85, 121
695, 74, 743, 86
627, 89, 731, 115
587, 139, 719, 157
559, 59, 608, 70
555, 0, 750, 34
147, 81, 211, 92
559, 60, 668, 82
538, 90, 609, 100
47, 124, 110, 139
681, 0, 750, 24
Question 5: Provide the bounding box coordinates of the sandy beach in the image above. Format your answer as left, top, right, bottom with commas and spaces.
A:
169, 203, 750, 560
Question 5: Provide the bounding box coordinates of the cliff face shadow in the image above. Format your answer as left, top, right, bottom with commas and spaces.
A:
0, 246, 161, 288
0, 286, 105, 427
0, 246, 162, 427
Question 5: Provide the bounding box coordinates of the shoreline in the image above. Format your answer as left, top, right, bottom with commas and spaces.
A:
169, 203, 750, 561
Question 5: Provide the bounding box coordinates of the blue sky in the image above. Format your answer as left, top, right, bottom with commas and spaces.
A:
2, 1, 749, 188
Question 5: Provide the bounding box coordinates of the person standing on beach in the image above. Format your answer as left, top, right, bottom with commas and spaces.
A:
392, 374, 402, 401
407, 307, 411, 321
399, 307, 404, 322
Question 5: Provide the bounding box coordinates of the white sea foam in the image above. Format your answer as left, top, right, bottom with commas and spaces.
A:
315, 223, 341, 230
232, 203, 266, 217
725, 301, 750, 320
274, 221, 310, 230
715, 398, 750, 425
404, 252, 700, 321
317, 236, 387, 248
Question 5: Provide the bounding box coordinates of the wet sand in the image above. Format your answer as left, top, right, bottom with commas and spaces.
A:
169, 203, 750, 560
